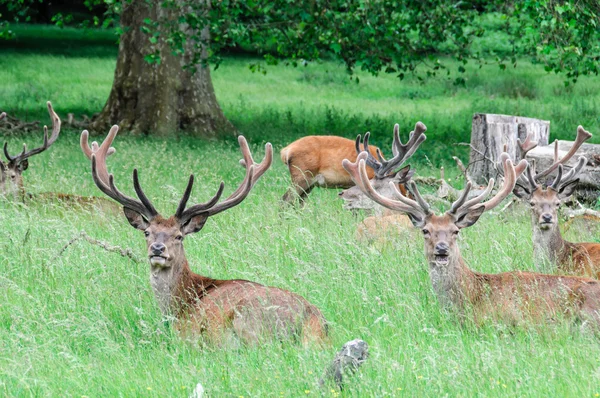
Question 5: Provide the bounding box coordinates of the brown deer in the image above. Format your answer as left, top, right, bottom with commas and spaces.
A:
339, 122, 426, 213
1, 102, 60, 199
280, 135, 382, 204
84, 127, 327, 345
343, 152, 600, 326
510, 126, 600, 278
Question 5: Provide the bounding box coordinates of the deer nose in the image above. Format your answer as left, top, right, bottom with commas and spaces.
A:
150, 242, 166, 255
542, 214, 553, 223
434, 243, 449, 255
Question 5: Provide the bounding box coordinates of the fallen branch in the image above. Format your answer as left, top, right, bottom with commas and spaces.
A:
53, 231, 142, 263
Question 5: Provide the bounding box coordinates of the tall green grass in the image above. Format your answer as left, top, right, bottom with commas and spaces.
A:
2, 25, 600, 396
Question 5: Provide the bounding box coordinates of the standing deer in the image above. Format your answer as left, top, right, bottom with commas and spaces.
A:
510, 126, 600, 277
0, 102, 60, 199
280, 135, 383, 204
84, 127, 327, 345
343, 152, 600, 326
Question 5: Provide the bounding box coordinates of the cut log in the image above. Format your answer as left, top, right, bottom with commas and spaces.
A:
527, 140, 600, 200
469, 114, 550, 184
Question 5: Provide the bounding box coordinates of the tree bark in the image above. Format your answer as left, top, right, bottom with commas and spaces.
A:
91, 0, 236, 137
469, 113, 550, 184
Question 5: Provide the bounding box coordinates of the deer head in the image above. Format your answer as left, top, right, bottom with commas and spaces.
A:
0, 102, 61, 197
343, 152, 526, 266
512, 126, 592, 231
84, 127, 272, 270
339, 122, 426, 212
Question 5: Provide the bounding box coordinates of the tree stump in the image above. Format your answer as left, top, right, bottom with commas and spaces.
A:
469, 114, 550, 184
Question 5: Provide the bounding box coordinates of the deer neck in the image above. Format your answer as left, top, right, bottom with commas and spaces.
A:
149, 252, 217, 318
427, 249, 476, 311
531, 215, 565, 272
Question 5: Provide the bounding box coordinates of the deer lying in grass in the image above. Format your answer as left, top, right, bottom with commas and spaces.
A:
510, 126, 600, 278
1, 102, 60, 199
280, 135, 382, 204
343, 152, 600, 326
346, 122, 427, 243
84, 128, 327, 345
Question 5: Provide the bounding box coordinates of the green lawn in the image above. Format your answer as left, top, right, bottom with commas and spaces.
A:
2, 25, 600, 397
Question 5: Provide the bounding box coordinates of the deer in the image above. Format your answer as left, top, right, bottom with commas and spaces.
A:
83, 127, 328, 345
1, 102, 60, 199
343, 122, 427, 243
508, 125, 600, 278
280, 135, 382, 204
343, 152, 600, 326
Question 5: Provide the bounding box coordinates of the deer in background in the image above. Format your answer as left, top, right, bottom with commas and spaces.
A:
84, 128, 327, 345
0, 102, 60, 199
343, 152, 600, 326
344, 122, 427, 242
510, 126, 600, 278
280, 135, 383, 204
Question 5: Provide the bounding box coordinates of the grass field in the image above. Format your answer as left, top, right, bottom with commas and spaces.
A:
2, 25, 600, 396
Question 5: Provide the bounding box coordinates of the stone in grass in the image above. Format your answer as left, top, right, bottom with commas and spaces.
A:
319, 339, 369, 390
189, 382, 204, 398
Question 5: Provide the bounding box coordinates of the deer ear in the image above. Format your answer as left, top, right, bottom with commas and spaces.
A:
454, 205, 486, 229
18, 159, 29, 171
181, 214, 209, 235
123, 207, 150, 231
558, 179, 579, 200
392, 166, 414, 183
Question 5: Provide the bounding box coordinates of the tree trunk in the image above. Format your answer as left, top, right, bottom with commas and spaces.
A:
468, 113, 550, 184
91, 0, 236, 137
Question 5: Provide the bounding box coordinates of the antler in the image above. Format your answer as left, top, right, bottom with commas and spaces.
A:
517, 131, 538, 160
3, 102, 61, 165
81, 126, 117, 185
88, 127, 158, 221
355, 122, 427, 178
533, 126, 591, 181
342, 152, 428, 222
549, 156, 587, 191
449, 153, 526, 215
175, 136, 273, 226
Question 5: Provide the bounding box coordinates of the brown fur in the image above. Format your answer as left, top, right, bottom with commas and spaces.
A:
141, 216, 328, 345
281, 136, 380, 202
527, 187, 600, 279
355, 211, 413, 245
422, 213, 600, 326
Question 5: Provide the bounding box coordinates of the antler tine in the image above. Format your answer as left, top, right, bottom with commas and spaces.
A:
341, 153, 423, 216
133, 169, 159, 216
406, 180, 431, 214
461, 178, 495, 210
517, 131, 538, 159
90, 155, 157, 219
561, 156, 586, 184
81, 125, 118, 185
178, 136, 270, 223
4, 101, 61, 164
534, 125, 592, 181
482, 157, 521, 211
550, 164, 564, 190
376, 122, 427, 177
234, 137, 273, 194
449, 182, 473, 214
355, 132, 383, 172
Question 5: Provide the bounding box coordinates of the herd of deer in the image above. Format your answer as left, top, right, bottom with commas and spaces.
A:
3, 101, 600, 350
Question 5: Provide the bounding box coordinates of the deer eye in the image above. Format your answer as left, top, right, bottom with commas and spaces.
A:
453, 230, 459, 235
422, 229, 430, 236
175, 235, 183, 241
144, 231, 150, 237
529, 201, 535, 206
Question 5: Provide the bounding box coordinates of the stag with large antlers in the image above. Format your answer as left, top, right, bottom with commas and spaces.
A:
510, 126, 600, 277
0, 102, 60, 199
343, 152, 600, 326
83, 128, 327, 344
339, 122, 426, 212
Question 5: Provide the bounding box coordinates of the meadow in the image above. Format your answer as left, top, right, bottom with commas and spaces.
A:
2, 25, 600, 396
